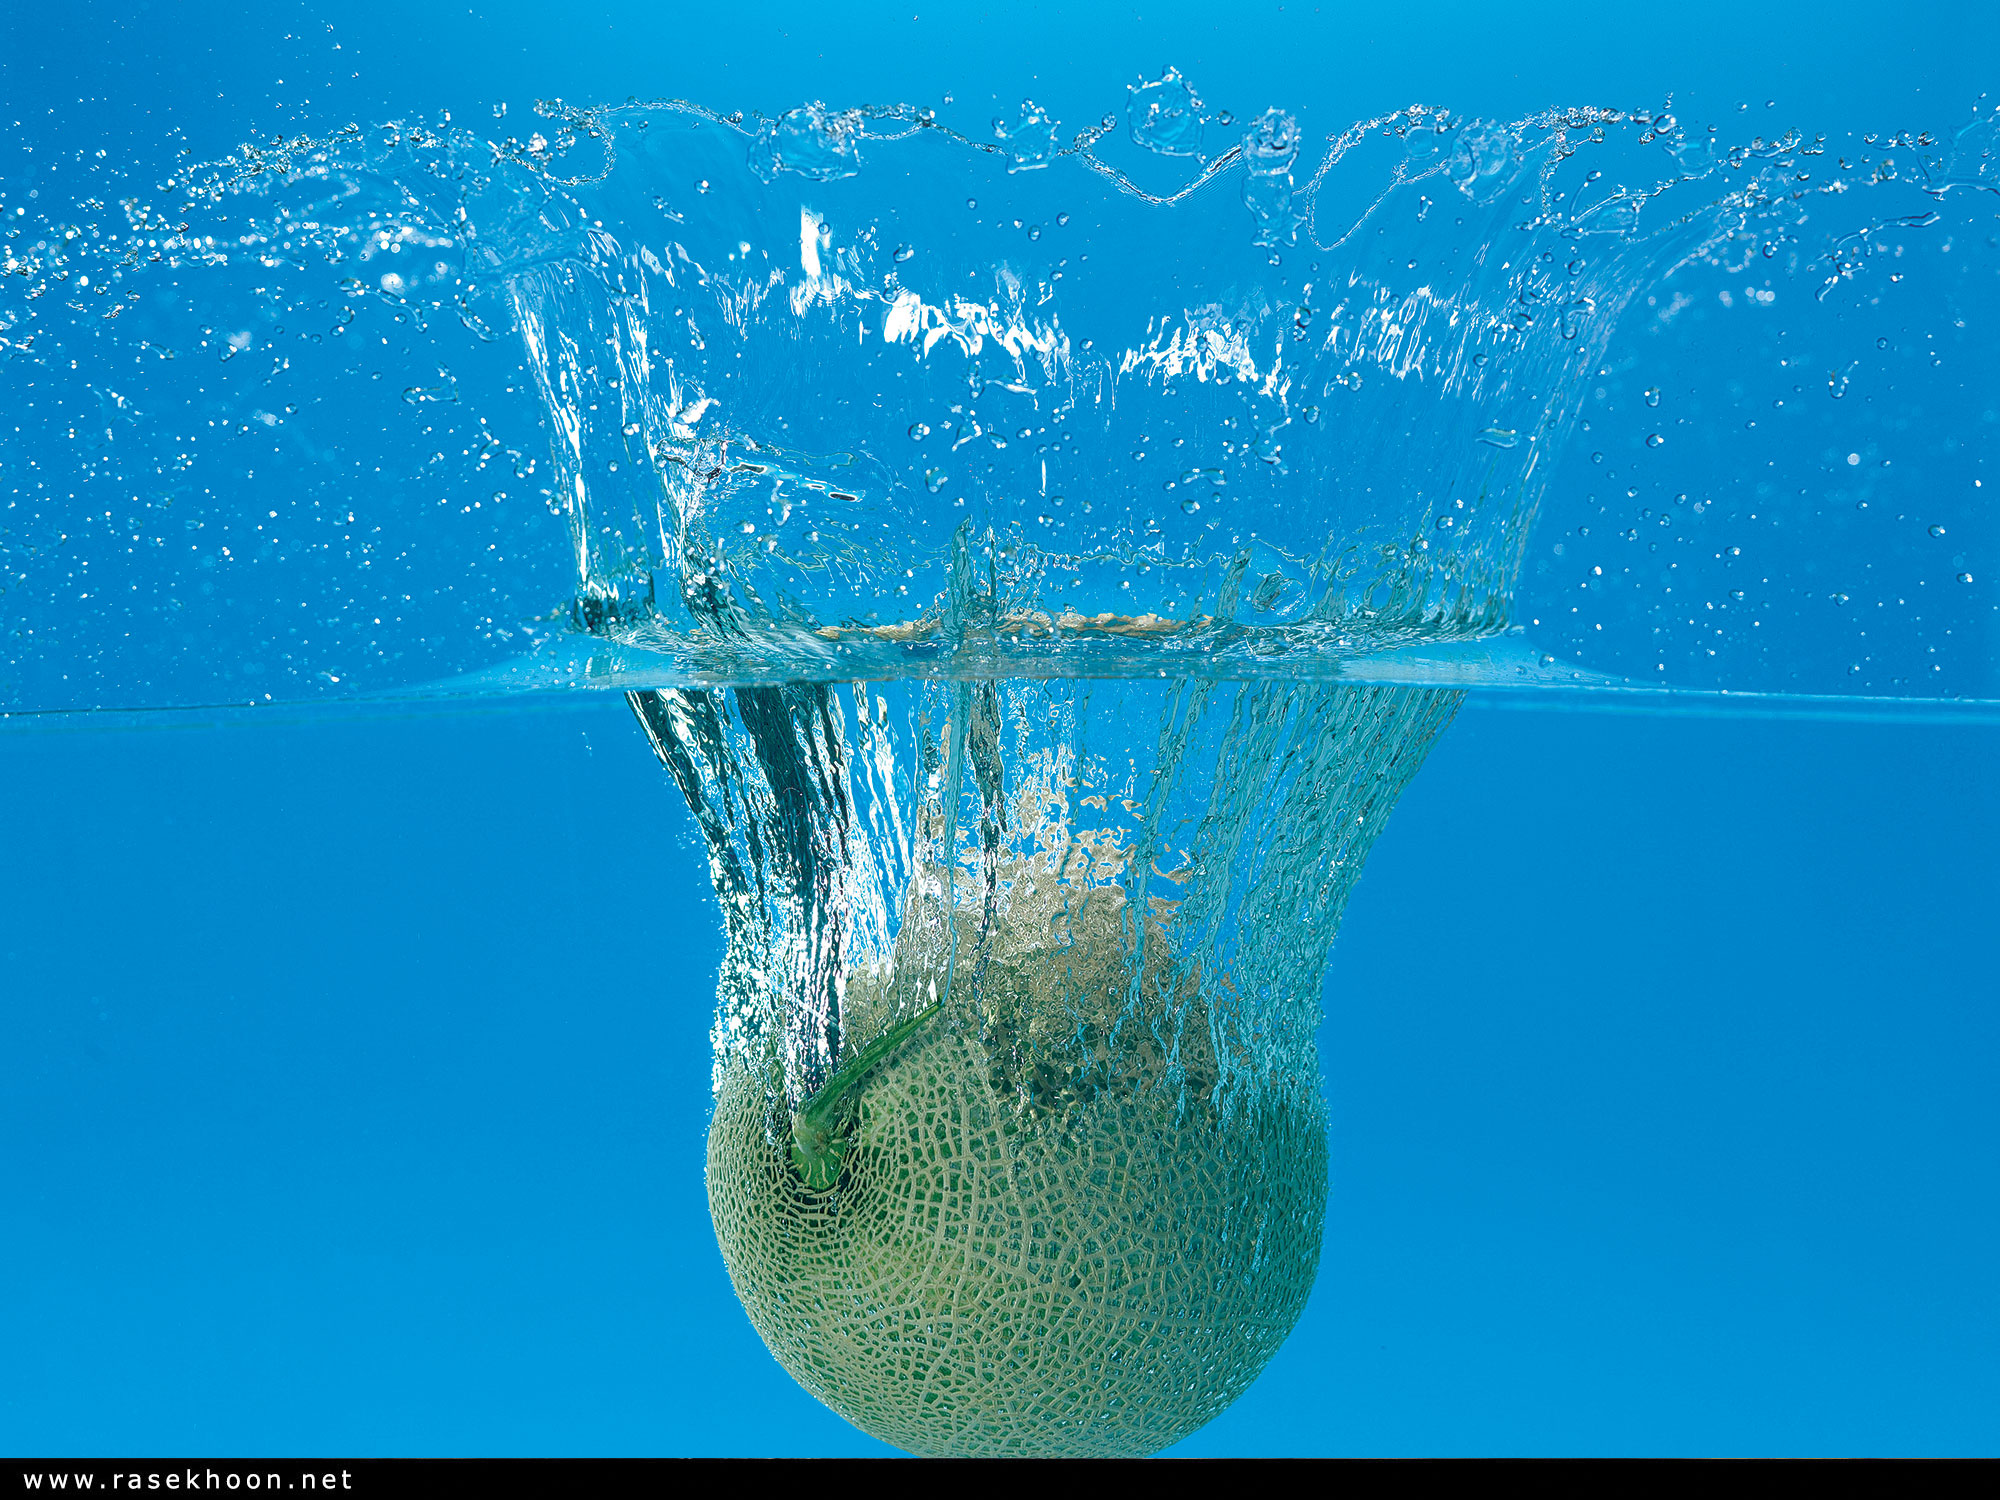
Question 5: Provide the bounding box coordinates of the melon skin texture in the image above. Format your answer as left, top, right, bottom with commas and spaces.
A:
707, 1011, 1327, 1458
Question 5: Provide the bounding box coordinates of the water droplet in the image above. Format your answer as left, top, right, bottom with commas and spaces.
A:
924, 468, 948, 493
907, 422, 930, 440
1928, 524, 1946, 537
697, 179, 711, 194
739, 520, 756, 535
1726, 545, 1742, 557
965, 198, 978, 210
1643, 387, 1661, 407
1017, 426, 1034, 439
491, 490, 507, 503
622, 421, 642, 437
1435, 514, 1456, 530
1302, 405, 1320, 424
1959, 571, 1975, 584
1645, 433, 1665, 448
1729, 589, 1745, 601
992, 98, 1057, 173
606, 460, 620, 473
1127, 66, 1207, 157
892, 244, 915, 263
1179, 496, 1201, 514
1131, 449, 1148, 461
1057, 212, 1071, 227
1876, 336, 1889, 349
1590, 451, 1605, 464
1829, 592, 1850, 605
1027, 224, 1042, 241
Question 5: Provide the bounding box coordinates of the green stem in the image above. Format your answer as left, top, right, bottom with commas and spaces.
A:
789, 1001, 942, 1190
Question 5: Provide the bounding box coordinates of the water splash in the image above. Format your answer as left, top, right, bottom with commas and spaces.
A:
0, 88, 1991, 713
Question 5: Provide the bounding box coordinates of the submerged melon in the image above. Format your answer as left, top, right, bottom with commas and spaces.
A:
706, 963, 1327, 1458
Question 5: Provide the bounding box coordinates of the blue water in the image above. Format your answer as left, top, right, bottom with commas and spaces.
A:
3, 0, 1997, 1458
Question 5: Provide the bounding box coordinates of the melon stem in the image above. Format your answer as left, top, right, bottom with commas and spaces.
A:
789, 1001, 943, 1190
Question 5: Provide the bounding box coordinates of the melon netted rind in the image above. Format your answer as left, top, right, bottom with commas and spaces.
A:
706, 1003, 1328, 1458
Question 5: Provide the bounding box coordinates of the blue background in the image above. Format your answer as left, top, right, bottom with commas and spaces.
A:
3, 0, 1997, 1458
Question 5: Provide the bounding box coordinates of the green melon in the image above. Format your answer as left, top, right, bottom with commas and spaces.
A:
706, 950, 1327, 1458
